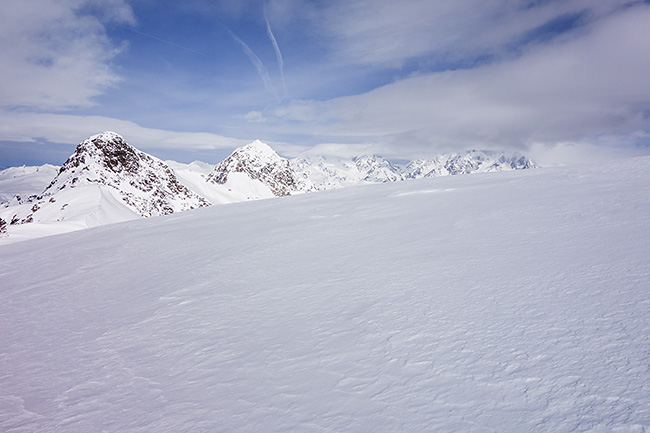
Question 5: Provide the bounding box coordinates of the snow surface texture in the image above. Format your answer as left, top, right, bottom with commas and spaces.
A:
1, 157, 649, 432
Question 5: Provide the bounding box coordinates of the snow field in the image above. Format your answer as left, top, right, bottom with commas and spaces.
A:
1, 157, 650, 432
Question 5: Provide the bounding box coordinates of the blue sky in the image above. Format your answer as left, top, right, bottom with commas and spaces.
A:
1, 0, 650, 167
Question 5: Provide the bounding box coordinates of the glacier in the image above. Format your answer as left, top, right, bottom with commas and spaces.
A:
1, 155, 649, 432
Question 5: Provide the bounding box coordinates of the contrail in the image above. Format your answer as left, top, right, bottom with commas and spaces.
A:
228, 30, 278, 100
264, 12, 286, 98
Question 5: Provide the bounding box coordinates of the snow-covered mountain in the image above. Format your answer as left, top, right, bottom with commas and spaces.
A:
0, 135, 537, 243
403, 150, 536, 179
291, 154, 404, 190
207, 139, 314, 197
291, 150, 535, 190
0, 132, 209, 237
2, 156, 649, 432
47, 131, 210, 215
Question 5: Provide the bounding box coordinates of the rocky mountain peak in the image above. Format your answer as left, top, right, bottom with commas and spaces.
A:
206, 140, 314, 196
42, 132, 210, 217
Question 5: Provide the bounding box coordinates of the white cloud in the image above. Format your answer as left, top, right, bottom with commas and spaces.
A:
244, 111, 267, 123
270, 3, 650, 157
320, 0, 635, 67
0, 0, 134, 110
0, 110, 249, 151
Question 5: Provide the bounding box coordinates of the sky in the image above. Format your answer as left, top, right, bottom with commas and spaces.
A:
1, 0, 650, 167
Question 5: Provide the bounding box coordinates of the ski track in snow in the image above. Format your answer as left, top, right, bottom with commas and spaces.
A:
1, 158, 650, 432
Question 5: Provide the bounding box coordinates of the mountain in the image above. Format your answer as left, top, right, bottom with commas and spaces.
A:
0, 136, 537, 243
403, 150, 536, 179
0, 132, 209, 236
2, 156, 649, 432
206, 140, 314, 197
291, 154, 403, 190
290, 150, 534, 190
45, 131, 211, 215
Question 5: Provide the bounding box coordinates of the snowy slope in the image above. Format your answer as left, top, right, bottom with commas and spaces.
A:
162, 160, 262, 205
0, 164, 59, 204
1, 156, 649, 432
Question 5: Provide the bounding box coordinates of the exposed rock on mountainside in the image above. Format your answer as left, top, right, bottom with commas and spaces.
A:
206, 140, 314, 196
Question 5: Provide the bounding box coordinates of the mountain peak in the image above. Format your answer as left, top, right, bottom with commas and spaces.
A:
41, 132, 210, 217
68, 131, 143, 176
206, 140, 314, 196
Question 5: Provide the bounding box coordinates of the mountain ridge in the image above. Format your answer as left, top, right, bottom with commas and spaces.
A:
0, 132, 537, 243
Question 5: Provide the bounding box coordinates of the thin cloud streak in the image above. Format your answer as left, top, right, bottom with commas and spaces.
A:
265, 12, 286, 98
228, 30, 278, 100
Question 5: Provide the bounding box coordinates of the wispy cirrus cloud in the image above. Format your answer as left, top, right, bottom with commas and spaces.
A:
264, 10, 286, 98
228, 30, 279, 100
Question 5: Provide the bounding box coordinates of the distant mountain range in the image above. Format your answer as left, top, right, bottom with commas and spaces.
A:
0, 132, 536, 240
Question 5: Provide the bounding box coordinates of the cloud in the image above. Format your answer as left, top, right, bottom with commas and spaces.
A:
271, 3, 650, 157
319, 0, 636, 67
265, 12, 286, 97
244, 111, 267, 123
0, 109, 249, 151
0, 0, 134, 110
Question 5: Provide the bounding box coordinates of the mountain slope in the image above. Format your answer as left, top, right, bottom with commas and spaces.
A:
1, 156, 649, 432
0, 164, 59, 204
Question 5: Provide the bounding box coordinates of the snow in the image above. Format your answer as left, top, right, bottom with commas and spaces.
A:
0, 164, 59, 204
1, 156, 650, 432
